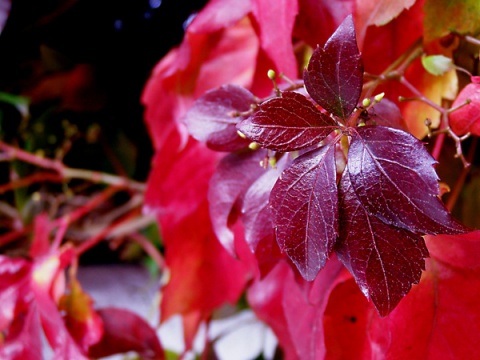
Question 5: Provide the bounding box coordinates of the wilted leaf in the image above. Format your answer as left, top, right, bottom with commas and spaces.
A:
304, 15, 363, 119
337, 170, 428, 316
347, 126, 467, 234
184, 84, 254, 152
449, 80, 480, 136
238, 91, 337, 151
271, 143, 338, 280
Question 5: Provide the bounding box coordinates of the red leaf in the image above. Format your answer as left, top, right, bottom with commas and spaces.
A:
248, 258, 347, 360
354, 0, 416, 46
294, 0, 354, 49
449, 81, 480, 136
368, 232, 480, 358
88, 308, 164, 360
208, 150, 268, 255
251, 0, 298, 78
323, 278, 372, 359
160, 203, 251, 328
304, 15, 363, 120
271, 143, 338, 280
184, 84, 254, 151
238, 91, 337, 152
348, 126, 468, 234
337, 170, 428, 316
0, 257, 41, 360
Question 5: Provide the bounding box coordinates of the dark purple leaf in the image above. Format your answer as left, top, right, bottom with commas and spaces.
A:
270, 143, 338, 280
208, 150, 268, 256
347, 126, 468, 234
337, 170, 428, 316
304, 15, 363, 120
184, 84, 254, 152
242, 157, 287, 251
237, 91, 337, 152
369, 98, 408, 131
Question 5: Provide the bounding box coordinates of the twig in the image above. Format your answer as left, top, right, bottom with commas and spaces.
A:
0, 141, 146, 192
129, 232, 165, 270
446, 137, 478, 211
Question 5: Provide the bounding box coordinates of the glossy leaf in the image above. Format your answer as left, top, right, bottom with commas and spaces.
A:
208, 150, 268, 255
449, 80, 480, 136
184, 84, 254, 152
237, 91, 337, 152
88, 308, 164, 360
337, 170, 428, 316
271, 143, 338, 280
369, 98, 407, 131
348, 126, 468, 234
304, 15, 363, 119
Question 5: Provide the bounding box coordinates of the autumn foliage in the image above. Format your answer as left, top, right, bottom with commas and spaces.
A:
2, 0, 480, 359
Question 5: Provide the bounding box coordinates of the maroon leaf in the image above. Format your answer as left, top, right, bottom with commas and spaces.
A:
237, 91, 337, 152
242, 156, 287, 251
369, 98, 408, 131
337, 170, 429, 316
270, 142, 338, 280
88, 308, 164, 360
348, 126, 468, 235
208, 150, 268, 255
304, 15, 363, 120
184, 84, 254, 152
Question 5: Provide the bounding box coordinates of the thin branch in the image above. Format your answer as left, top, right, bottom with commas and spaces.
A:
129, 232, 165, 270
0, 141, 146, 192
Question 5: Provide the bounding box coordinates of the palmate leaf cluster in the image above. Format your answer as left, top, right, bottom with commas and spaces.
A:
185, 16, 467, 315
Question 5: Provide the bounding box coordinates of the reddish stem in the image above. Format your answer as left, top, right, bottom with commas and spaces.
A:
129, 232, 165, 270
0, 172, 63, 194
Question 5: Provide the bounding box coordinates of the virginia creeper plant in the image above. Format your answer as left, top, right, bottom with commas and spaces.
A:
3, 0, 480, 359
185, 15, 468, 316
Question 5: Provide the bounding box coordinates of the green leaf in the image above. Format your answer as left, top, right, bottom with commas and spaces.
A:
421, 55, 454, 76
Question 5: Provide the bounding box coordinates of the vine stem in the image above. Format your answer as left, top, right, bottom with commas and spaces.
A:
446, 137, 478, 211
129, 232, 165, 270
0, 141, 146, 192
